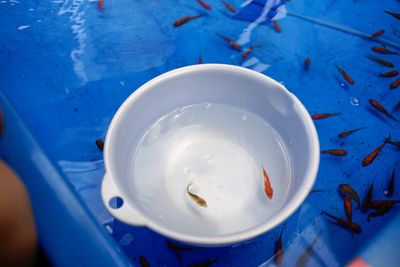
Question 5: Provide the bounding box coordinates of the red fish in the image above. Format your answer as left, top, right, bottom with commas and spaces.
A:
241, 45, 259, 59
371, 46, 399, 55
96, 139, 104, 151
362, 181, 374, 212
344, 196, 353, 222
217, 34, 242, 51
322, 211, 362, 233
335, 64, 354, 85
295, 232, 322, 267
367, 202, 394, 221
320, 149, 347, 156
304, 57, 311, 69
362, 142, 386, 167
173, 15, 202, 27
139, 256, 150, 267
198, 55, 203, 64
369, 200, 400, 208
384, 165, 396, 197
262, 164, 273, 199
196, 0, 211, 11
222, 0, 236, 13
370, 29, 385, 38
311, 112, 340, 120
366, 55, 395, 68
274, 229, 284, 265
272, 20, 282, 33
380, 71, 398, 78
188, 258, 218, 267
390, 78, 400, 90
166, 240, 199, 261
384, 135, 400, 148
339, 184, 360, 209
384, 10, 400, 20
368, 99, 399, 122
337, 127, 366, 138
97, 0, 105, 10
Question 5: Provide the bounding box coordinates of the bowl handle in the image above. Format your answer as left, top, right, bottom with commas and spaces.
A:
101, 173, 146, 226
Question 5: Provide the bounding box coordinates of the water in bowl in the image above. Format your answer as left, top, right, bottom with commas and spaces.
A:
129, 103, 293, 237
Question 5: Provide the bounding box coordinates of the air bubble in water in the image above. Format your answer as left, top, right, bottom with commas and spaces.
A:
350, 96, 359, 106
204, 102, 211, 109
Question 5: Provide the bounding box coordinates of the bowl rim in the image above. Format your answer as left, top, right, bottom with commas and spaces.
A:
103, 64, 320, 246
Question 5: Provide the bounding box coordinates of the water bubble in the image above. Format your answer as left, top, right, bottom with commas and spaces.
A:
105, 225, 113, 234
204, 102, 211, 109
384, 190, 389, 196
119, 233, 134, 246
241, 115, 248, 121
119, 80, 125, 86
350, 96, 359, 106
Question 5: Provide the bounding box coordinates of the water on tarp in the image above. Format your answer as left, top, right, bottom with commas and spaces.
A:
129, 103, 293, 236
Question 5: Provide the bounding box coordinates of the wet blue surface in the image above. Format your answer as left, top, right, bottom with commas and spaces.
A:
0, 0, 400, 266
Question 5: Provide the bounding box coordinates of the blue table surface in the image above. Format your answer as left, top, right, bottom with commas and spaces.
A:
1, 0, 400, 266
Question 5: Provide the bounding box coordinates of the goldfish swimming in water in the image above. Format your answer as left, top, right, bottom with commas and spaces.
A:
367, 202, 394, 221
97, 0, 105, 10
217, 33, 242, 51
362, 142, 386, 167
343, 196, 353, 222
380, 71, 398, 78
370, 29, 385, 38
335, 64, 354, 85
274, 228, 284, 265
366, 55, 395, 68
384, 165, 397, 197
368, 99, 399, 122
337, 127, 366, 138
322, 211, 362, 233
384, 10, 400, 20
304, 57, 311, 70
384, 135, 400, 148
187, 182, 208, 207
198, 55, 203, 64
311, 112, 340, 120
371, 46, 399, 55
369, 200, 400, 208
339, 184, 360, 209
390, 78, 400, 90
222, 0, 236, 13
241, 45, 259, 59
196, 0, 211, 11
138, 256, 150, 267
271, 20, 282, 33
362, 181, 374, 212
320, 149, 347, 156
173, 15, 202, 27
295, 231, 322, 267
96, 139, 104, 151
262, 164, 273, 199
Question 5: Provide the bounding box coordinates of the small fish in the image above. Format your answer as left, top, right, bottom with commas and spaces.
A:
322, 211, 362, 233
97, 0, 105, 10
362, 142, 386, 167
390, 78, 400, 89
241, 45, 259, 59
198, 55, 203, 64
188, 258, 218, 267
217, 33, 242, 51
385, 165, 396, 197
274, 229, 284, 265
311, 112, 340, 120
362, 181, 374, 212
339, 184, 360, 209
272, 20, 282, 33
196, 0, 211, 11
384, 135, 400, 148
337, 127, 366, 138
380, 70, 398, 78
320, 149, 347, 156
262, 164, 273, 199
366, 55, 395, 68
309, 189, 326, 195
370, 29, 385, 38
367, 202, 394, 221
96, 139, 104, 151
371, 46, 399, 55
384, 10, 400, 20
295, 231, 322, 267
304, 57, 311, 69
166, 240, 198, 261
173, 15, 202, 27
139, 256, 150, 267
369, 200, 400, 208
368, 99, 399, 122
344, 196, 353, 222
187, 183, 208, 207
0, 109, 4, 137
335, 64, 354, 85
222, 0, 236, 13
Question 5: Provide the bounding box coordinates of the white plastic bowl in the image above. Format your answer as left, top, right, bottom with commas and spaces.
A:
101, 64, 319, 247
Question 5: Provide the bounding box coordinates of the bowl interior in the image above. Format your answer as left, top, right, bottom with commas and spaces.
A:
105, 65, 318, 244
